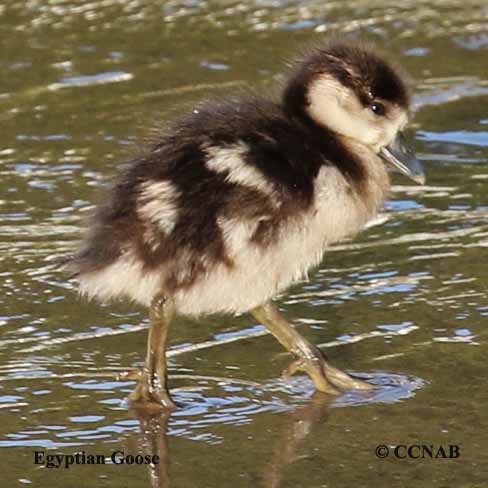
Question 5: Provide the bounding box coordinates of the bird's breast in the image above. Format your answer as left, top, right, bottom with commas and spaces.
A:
312, 159, 388, 244
171, 160, 388, 316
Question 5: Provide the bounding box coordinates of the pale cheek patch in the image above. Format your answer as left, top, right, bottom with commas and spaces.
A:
307, 76, 411, 151
205, 143, 273, 195
307, 77, 349, 130
308, 77, 379, 146
138, 180, 180, 235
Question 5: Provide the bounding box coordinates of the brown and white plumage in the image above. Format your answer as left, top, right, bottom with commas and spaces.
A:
65, 39, 425, 409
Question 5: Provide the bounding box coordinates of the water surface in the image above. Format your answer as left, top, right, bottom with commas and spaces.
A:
1, 0, 488, 486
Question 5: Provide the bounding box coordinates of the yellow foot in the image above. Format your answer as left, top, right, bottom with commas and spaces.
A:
283, 356, 373, 394
323, 363, 373, 391
129, 382, 176, 411
125, 372, 176, 411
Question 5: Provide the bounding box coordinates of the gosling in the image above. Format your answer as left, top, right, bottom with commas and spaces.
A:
66, 39, 425, 409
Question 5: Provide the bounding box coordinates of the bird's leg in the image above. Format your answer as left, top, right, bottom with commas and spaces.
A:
128, 295, 176, 410
251, 302, 372, 394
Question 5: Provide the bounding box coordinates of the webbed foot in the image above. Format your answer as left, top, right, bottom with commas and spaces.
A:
283, 351, 373, 394
128, 370, 176, 411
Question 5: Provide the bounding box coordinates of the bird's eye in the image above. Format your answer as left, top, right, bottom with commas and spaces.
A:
370, 102, 385, 116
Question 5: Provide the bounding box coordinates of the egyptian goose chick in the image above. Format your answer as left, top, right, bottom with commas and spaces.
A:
66, 39, 425, 409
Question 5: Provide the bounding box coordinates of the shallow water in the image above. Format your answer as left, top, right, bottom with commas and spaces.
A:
1, 0, 488, 486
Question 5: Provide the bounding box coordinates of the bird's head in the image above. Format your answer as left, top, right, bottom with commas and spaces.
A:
283, 40, 425, 185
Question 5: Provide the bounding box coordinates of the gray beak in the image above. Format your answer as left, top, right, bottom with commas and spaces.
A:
380, 132, 425, 185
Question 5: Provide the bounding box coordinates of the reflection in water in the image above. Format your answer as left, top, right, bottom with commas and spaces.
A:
131, 411, 171, 488
130, 395, 333, 488
1, 0, 488, 486
126, 372, 424, 487
261, 395, 331, 488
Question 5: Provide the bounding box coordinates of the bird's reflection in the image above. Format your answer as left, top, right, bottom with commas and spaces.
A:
129, 408, 171, 488
261, 394, 332, 488
128, 393, 332, 488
